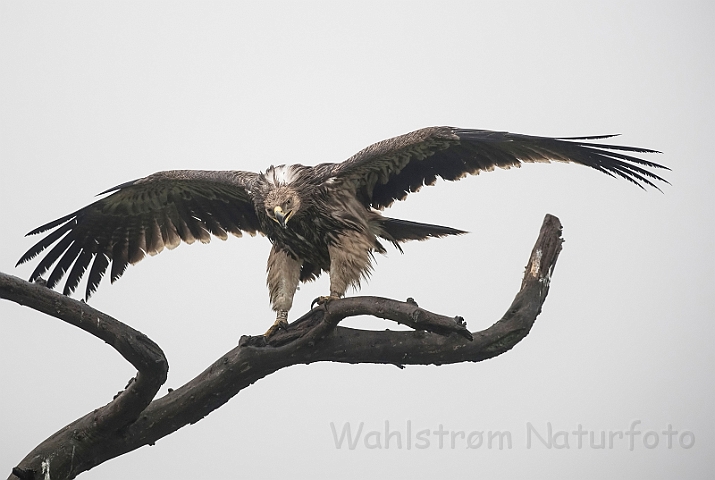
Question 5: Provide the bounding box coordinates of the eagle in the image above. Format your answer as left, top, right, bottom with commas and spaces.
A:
17, 127, 668, 335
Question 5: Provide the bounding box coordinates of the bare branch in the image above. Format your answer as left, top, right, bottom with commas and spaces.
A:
1, 275, 168, 480
2, 214, 562, 479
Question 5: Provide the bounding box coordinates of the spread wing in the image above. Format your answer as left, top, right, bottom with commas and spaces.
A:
17, 170, 261, 299
315, 127, 669, 209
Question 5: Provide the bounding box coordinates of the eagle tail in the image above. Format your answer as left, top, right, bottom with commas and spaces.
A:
379, 217, 466, 252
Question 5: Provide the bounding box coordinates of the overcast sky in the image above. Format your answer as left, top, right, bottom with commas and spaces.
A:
1, 1, 713, 479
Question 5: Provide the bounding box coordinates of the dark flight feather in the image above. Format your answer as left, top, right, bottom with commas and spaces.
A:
18, 170, 260, 298
321, 128, 669, 209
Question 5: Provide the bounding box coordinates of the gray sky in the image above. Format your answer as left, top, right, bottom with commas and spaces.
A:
1, 1, 713, 478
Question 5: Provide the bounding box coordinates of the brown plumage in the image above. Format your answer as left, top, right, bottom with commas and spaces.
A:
17, 127, 669, 334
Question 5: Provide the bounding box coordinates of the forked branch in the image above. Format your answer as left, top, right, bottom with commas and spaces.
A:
1, 214, 563, 480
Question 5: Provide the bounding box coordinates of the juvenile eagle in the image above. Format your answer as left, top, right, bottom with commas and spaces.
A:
18, 127, 668, 335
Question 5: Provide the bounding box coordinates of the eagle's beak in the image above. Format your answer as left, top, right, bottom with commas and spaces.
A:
274, 206, 292, 228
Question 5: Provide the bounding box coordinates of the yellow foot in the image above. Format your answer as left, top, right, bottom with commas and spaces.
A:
264, 318, 288, 337
311, 294, 340, 309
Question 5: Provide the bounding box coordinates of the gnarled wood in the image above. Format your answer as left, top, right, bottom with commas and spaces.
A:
2, 214, 562, 480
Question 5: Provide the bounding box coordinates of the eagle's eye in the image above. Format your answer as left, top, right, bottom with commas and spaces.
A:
285, 198, 292, 207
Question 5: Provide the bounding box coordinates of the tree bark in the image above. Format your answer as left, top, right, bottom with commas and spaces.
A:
1, 214, 563, 480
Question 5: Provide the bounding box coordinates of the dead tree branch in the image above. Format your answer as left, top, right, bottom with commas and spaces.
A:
1, 214, 563, 480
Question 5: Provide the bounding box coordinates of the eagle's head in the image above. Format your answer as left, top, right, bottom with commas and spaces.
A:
263, 185, 301, 229
258, 165, 310, 229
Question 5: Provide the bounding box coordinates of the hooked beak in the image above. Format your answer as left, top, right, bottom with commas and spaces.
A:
273, 206, 293, 228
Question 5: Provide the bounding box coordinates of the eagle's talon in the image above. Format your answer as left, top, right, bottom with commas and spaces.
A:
264, 318, 289, 337
311, 295, 339, 309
